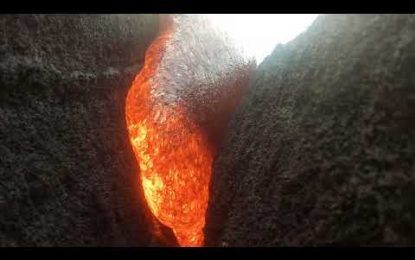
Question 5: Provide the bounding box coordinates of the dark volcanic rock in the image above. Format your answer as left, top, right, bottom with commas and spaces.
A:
0, 14, 159, 246
205, 14, 415, 246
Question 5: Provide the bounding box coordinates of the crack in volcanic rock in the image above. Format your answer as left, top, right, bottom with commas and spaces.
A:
126, 15, 255, 246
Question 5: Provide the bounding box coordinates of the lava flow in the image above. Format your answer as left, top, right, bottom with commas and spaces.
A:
125, 22, 213, 246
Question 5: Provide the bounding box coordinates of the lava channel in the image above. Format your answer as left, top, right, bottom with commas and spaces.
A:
126, 15, 255, 247
125, 23, 212, 247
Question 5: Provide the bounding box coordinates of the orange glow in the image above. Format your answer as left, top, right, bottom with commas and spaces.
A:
125, 24, 212, 246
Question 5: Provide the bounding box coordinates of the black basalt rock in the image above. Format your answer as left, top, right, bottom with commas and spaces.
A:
0, 14, 159, 246
205, 14, 415, 246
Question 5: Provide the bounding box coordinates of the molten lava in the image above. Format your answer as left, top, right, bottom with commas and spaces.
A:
125, 25, 213, 246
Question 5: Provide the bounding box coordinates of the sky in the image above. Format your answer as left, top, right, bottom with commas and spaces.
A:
203, 14, 320, 63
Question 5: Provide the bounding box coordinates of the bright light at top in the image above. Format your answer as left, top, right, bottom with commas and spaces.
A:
203, 14, 320, 63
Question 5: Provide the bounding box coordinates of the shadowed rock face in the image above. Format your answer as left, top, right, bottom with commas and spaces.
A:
205, 14, 415, 246
148, 15, 256, 151
0, 14, 159, 246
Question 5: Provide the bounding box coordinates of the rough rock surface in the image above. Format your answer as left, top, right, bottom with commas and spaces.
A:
150, 15, 256, 150
205, 14, 415, 246
0, 14, 159, 246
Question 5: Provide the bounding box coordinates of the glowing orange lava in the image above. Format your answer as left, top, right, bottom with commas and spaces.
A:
125, 25, 213, 246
